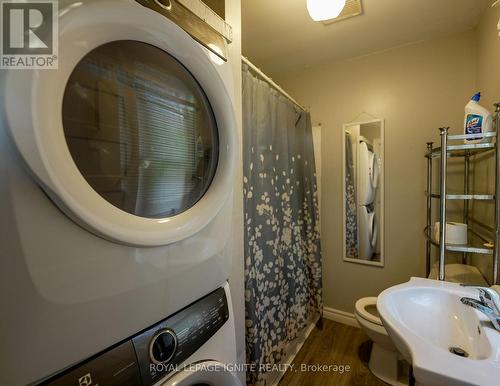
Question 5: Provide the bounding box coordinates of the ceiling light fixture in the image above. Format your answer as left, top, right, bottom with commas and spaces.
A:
307, 0, 347, 21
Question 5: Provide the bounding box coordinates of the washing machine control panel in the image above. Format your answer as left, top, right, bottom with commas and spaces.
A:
133, 287, 229, 385
40, 287, 229, 386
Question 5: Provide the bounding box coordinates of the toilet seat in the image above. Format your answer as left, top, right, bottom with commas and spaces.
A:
355, 297, 383, 326
354, 296, 406, 385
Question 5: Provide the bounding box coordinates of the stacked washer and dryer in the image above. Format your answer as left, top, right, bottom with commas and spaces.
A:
358, 139, 380, 260
0, 0, 241, 385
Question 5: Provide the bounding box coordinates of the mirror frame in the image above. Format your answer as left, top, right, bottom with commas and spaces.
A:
342, 119, 385, 267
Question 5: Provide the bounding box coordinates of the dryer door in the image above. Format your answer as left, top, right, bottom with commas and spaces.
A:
4, 0, 237, 246
358, 142, 375, 206
160, 361, 242, 386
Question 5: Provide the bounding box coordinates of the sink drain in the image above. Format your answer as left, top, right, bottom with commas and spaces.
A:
449, 347, 469, 358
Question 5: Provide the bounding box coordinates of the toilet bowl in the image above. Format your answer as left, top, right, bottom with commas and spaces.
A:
355, 297, 408, 386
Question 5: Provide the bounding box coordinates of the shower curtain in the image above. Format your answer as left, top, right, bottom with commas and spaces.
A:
345, 132, 358, 258
242, 63, 322, 386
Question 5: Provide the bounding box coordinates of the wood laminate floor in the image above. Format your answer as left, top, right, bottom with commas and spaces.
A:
279, 319, 387, 386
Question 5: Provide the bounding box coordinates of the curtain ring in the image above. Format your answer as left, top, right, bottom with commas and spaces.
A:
154, 0, 173, 11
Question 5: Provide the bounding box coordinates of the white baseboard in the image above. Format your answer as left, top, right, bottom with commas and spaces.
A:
323, 306, 359, 328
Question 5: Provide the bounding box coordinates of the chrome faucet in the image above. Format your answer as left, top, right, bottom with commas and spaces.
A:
460, 285, 500, 332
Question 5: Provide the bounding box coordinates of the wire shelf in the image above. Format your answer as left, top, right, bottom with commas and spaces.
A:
427, 193, 495, 201
429, 142, 496, 158
424, 229, 494, 255
424, 106, 500, 284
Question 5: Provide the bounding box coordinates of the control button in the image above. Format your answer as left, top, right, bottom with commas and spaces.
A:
149, 329, 177, 364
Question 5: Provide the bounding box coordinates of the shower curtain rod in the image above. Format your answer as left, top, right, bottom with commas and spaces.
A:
241, 56, 308, 112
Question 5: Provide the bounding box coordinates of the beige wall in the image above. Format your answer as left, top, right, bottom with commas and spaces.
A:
476, 4, 500, 109
226, 0, 245, 381
470, 5, 500, 283
276, 31, 477, 312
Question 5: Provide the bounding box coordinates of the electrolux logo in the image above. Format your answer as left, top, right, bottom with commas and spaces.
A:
1, 0, 58, 69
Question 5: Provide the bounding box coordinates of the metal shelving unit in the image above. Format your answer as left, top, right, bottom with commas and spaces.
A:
425, 103, 500, 285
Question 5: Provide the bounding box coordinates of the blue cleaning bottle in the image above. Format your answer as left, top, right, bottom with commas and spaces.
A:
464, 92, 493, 143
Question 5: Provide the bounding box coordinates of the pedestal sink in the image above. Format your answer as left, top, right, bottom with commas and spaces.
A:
377, 278, 500, 386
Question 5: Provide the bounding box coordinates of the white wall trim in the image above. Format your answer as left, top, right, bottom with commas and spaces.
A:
323, 306, 360, 328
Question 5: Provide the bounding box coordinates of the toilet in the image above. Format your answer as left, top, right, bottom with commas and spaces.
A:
355, 297, 409, 386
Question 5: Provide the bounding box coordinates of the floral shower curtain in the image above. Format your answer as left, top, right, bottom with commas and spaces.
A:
345, 132, 358, 258
242, 63, 323, 386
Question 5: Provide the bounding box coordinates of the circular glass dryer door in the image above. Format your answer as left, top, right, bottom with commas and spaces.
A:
62, 40, 218, 220
4, 0, 237, 246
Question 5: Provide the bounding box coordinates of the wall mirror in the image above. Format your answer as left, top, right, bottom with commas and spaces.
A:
342, 119, 385, 267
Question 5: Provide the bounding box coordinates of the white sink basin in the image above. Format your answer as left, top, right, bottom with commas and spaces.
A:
378, 278, 500, 386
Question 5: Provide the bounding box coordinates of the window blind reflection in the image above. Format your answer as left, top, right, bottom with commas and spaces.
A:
62, 40, 218, 219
